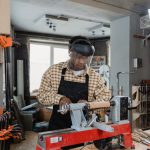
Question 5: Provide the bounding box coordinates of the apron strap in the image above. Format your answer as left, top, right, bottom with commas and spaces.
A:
61, 68, 67, 80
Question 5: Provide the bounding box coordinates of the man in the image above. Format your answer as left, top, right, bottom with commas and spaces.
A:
38, 36, 111, 131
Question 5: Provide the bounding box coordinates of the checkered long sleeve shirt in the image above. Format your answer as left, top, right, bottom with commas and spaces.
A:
37, 61, 111, 106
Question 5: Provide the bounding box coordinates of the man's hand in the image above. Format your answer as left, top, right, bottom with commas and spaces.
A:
78, 100, 88, 103
59, 97, 71, 105
59, 97, 71, 115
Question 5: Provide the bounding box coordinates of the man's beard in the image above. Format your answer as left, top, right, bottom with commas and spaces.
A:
68, 60, 86, 71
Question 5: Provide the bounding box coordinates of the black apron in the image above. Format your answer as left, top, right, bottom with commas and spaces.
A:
49, 68, 89, 130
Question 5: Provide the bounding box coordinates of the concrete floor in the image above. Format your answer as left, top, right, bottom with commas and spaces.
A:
10, 131, 149, 150
10, 131, 38, 150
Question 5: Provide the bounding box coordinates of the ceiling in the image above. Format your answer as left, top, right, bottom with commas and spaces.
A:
11, 0, 150, 38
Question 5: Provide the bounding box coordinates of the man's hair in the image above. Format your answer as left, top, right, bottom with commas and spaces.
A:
69, 36, 90, 49
68, 36, 95, 56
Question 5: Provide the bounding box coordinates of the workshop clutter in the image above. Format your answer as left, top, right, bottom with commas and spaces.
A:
0, 110, 24, 150
32, 108, 51, 132
0, 35, 20, 49
0, 35, 12, 48
132, 81, 150, 129
132, 129, 150, 147
39, 108, 52, 122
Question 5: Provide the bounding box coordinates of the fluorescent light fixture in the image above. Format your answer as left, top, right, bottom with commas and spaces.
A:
45, 14, 68, 21
148, 9, 150, 19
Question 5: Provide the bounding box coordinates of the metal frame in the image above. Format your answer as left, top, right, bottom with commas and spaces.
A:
36, 123, 133, 150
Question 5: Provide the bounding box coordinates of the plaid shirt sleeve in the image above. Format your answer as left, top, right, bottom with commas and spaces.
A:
94, 73, 111, 101
37, 67, 64, 106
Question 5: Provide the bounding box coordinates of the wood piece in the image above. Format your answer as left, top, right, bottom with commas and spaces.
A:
138, 129, 150, 138
88, 101, 110, 109
135, 130, 148, 139
132, 135, 141, 143
132, 133, 150, 147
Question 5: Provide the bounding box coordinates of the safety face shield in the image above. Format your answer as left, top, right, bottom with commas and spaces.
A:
69, 51, 94, 71
70, 42, 95, 56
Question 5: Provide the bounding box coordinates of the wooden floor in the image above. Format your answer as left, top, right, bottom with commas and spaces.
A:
10, 131, 149, 150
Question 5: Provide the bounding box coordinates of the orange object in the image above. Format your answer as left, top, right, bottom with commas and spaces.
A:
0, 106, 4, 115
0, 35, 12, 48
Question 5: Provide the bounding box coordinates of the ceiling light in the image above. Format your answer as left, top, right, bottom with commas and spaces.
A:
102, 30, 105, 35
49, 22, 52, 28
53, 25, 56, 31
45, 14, 68, 21
148, 9, 150, 19
92, 31, 95, 36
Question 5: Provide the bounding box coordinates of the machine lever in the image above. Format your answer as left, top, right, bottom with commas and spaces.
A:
87, 115, 97, 127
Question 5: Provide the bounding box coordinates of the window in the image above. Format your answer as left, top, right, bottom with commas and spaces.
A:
30, 43, 51, 93
53, 46, 69, 64
30, 42, 68, 93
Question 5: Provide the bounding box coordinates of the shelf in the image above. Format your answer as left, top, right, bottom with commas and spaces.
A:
140, 113, 147, 115
132, 85, 150, 130
133, 34, 150, 40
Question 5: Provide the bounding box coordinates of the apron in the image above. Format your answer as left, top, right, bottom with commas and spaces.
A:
49, 68, 89, 130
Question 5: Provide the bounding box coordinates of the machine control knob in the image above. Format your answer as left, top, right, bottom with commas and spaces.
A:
110, 101, 116, 106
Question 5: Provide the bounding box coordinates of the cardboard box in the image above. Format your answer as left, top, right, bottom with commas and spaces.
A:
39, 108, 52, 122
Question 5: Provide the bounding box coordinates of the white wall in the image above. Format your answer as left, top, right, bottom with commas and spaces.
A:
110, 16, 130, 96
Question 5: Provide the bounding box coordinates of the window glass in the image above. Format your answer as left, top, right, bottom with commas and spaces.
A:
53, 47, 69, 64
30, 43, 50, 93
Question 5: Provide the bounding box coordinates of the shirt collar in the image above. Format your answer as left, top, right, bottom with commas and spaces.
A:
62, 61, 90, 76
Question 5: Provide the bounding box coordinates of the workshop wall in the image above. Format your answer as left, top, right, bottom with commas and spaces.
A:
14, 34, 30, 105
110, 16, 130, 96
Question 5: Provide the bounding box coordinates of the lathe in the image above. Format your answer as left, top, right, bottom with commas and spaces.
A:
36, 96, 134, 150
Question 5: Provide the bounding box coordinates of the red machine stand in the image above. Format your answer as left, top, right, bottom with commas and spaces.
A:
36, 122, 134, 150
